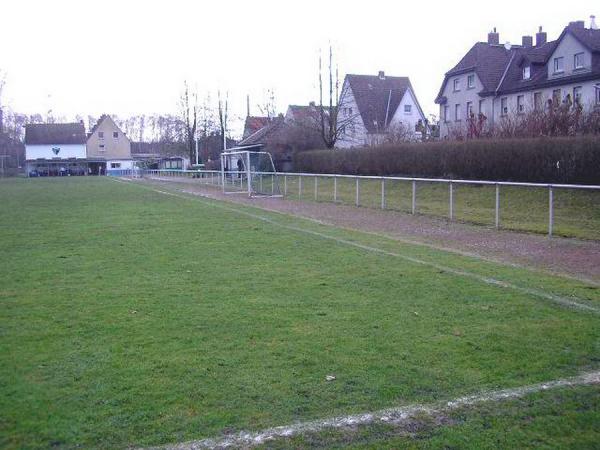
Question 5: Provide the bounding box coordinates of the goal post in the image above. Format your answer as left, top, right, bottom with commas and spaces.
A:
220, 150, 282, 197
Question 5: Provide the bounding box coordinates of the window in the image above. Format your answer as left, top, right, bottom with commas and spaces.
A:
573, 87, 582, 106
98, 131, 104, 139
501, 97, 508, 116
478, 99, 485, 115
467, 74, 475, 89
534, 92, 543, 110
404, 104, 412, 114
596, 85, 600, 105
552, 89, 561, 106
110, 162, 121, 169
453, 78, 461, 92
522, 66, 531, 80
466, 101, 473, 118
113, 131, 118, 138
574, 52, 584, 70
99, 144, 105, 151
553, 57, 564, 73
454, 104, 461, 121
348, 107, 353, 116
517, 95, 525, 113
444, 105, 449, 122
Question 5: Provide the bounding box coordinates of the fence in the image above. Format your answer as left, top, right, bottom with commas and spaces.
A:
135, 169, 600, 239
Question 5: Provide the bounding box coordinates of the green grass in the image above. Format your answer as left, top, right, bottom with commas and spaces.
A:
275, 174, 600, 240
0, 177, 599, 449
264, 385, 600, 449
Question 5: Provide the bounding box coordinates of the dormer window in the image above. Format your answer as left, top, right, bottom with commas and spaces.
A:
467, 74, 475, 89
523, 66, 531, 80
404, 104, 412, 114
574, 53, 584, 70
113, 131, 118, 138
553, 57, 564, 74
453, 78, 461, 92
98, 131, 104, 139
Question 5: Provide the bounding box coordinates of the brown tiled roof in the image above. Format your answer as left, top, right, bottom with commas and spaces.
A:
345, 74, 412, 133
25, 123, 86, 145
243, 116, 269, 138
238, 117, 285, 146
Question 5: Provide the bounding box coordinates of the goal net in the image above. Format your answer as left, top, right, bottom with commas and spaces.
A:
220, 150, 282, 197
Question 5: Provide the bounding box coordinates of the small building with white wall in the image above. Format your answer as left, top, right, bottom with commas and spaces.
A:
25, 122, 88, 176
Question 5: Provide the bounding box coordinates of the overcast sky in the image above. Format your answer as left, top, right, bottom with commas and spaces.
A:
1, 0, 597, 137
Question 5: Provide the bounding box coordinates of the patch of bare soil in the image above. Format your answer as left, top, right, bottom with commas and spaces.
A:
139, 177, 600, 285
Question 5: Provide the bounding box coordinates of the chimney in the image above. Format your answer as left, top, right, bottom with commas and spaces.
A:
536, 26, 547, 46
569, 20, 585, 29
591, 15, 598, 30
488, 27, 499, 45
522, 35, 533, 48
378, 70, 385, 80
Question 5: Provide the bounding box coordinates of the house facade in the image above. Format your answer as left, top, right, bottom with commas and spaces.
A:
436, 18, 600, 139
25, 123, 88, 176
86, 115, 134, 174
336, 72, 429, 148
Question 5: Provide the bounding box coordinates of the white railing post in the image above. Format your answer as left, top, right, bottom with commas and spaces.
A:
381, 178, 386, 209
334, 176, 338, 202
284, 175, 287, 196
449, 182, 454, 220
495, 184, 500, 228
412, 180, 417, 214
355, 177, 360, 207
271, 174, 274, 195
314, 176, 318, 201
548, 186, 554, 237
299, 176, 302, 198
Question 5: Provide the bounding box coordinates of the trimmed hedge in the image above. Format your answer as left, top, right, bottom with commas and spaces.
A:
294, 137, 600, 184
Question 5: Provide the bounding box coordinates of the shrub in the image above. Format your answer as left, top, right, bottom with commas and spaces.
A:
293, 136, 600, 184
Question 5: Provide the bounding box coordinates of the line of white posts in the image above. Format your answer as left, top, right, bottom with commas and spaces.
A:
143, 169, 600, 238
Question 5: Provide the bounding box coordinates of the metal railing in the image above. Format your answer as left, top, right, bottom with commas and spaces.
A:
136, 169, 600, 238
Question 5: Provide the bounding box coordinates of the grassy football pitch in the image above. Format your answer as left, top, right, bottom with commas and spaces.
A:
0, 177, 599, 449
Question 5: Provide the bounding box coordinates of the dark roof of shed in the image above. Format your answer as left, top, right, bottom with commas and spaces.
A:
345, 74, 412, 133
25, 122, 86, 145
238, 117, 286, 146
243, 116, 270, 139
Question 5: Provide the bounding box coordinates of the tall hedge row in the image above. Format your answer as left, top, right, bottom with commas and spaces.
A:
293, 137, 600, 184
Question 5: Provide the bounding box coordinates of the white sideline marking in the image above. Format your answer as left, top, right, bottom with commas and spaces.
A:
146, 370, 600, 449
142, 175, 600, 288
114, 178, 600, 315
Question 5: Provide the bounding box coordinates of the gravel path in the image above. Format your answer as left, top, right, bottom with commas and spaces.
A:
140, 177, 600, 285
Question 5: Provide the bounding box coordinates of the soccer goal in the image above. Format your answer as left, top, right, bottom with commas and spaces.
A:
220, 150, 282, 197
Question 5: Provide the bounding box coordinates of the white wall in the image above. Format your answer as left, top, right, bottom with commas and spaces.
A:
547, 33, 591, 80
439, 71, 486, 138
335, 81, 369, 148
25, 144, 86, 160
390, 87, 427, 133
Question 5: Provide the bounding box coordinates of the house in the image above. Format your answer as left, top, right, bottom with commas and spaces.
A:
25, 122, 88, 176
335, 71, 429, 148
435, 17, 600, 138
87, 115, 134, 174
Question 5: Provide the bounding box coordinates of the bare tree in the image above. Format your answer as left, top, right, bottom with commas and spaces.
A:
217, 90, 229, 151
257, 88, 277, 119
179, 81, 198, 164
316, 46, 360, 148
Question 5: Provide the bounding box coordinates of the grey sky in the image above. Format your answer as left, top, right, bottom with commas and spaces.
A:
1, 0, 596, 137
